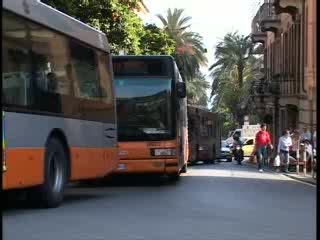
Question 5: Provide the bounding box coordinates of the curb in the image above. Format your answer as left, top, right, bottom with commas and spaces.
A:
282, 173, 317, 186
244, 161, 317, 185
266, 167, 317, 186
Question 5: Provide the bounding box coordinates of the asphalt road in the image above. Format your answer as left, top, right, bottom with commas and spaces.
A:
3, 161, 316, 240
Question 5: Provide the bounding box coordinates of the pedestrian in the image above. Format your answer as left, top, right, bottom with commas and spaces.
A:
291, 129, 301, 160
254, 123, 273, 172
301, 127, 311, 142
277, 129, 292, 173
303, 140, 313, 170
313, 129, 316, 149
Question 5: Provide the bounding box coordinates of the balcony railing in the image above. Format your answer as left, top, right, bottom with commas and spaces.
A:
251, 12, 267, 44
251, 1, 281, 42
259, 2, 281, 33
273, 0, 299, 20
250, 78, 280, 97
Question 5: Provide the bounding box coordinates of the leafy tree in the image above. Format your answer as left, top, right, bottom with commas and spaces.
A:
42, 0, 144, 54
139, 24, 176, 55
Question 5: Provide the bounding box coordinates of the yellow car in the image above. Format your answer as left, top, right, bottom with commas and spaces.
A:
240, 137, 255, 157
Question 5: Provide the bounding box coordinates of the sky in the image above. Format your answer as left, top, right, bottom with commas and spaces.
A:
142, 0, 262, 104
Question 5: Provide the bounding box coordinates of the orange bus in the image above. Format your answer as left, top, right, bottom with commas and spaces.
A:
112, 56, 188, 181
2, 0, 118, 207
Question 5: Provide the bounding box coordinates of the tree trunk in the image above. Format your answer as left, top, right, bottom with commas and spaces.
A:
237, 64, 244, 88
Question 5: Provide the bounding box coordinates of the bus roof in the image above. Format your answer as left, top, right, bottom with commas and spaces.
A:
112, 55, 175, 77
3, 0, 110, 52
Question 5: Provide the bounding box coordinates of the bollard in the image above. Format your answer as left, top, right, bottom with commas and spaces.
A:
296, 148, 300, 175
311, 153, 314, 178
302, 146, 307, 177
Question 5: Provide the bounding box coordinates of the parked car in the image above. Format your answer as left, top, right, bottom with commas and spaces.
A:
240, 137, 255, 157
220, 140, 232, 162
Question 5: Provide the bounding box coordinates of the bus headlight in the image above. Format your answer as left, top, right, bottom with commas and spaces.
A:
152, 148, 176, 156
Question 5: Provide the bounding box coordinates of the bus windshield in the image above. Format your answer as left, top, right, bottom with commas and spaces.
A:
115, 77, 174, 141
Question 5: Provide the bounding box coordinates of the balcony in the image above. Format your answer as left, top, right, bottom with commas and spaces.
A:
273, 0, 299, 20
250, 77, 280, 108
251, 1, 281, 43
252, 44, 264, 55
251, 14, 267, 44
259, 2, 281, 34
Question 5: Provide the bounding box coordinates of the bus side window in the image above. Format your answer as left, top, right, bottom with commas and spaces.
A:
96, 52, 113, 104
29, 23, 72, 96
2, 12, 32, 106
69, 40, 100, 100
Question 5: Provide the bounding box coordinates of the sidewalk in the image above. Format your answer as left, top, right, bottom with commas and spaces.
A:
244, 159, 317, 185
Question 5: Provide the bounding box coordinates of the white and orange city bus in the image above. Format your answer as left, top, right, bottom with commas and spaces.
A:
112, 56, 188, 181
2, 0, 118, 207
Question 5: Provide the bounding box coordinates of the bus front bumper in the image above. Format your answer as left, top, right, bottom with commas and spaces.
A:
114, 159, 179, 174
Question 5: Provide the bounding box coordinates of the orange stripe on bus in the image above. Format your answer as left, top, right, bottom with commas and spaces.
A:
164, 166, 179, 174
70, 147, 118, 180
3, 148, 45, 190
3, 147, 118, 190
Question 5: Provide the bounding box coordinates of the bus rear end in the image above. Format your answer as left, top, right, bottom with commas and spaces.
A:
113, 56, 188, 179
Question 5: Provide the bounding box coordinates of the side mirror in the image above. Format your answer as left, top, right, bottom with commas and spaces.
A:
177, 82, 186, 98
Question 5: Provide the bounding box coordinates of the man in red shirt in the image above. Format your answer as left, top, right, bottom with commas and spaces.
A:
254, 123, 273, 172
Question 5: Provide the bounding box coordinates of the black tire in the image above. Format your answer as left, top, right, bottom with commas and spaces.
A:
227, 158, 232, 162
28, 138, 68, 208
180, 163, 188, 173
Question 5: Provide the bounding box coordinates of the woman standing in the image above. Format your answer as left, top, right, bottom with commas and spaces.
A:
291, 129, 301, 159
277, 130, 293, 173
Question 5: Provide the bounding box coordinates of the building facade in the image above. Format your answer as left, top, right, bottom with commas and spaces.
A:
250, 0, 317, 145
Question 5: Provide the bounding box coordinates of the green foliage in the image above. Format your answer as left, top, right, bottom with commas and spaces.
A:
42, 0, 154, 54
140, 24, 176, 55
186, 72, 209, 107
210, 31, 263, 132
157, 8, 207, 80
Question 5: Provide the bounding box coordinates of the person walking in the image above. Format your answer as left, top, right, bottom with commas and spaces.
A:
301, 127, 311, 141
277, 129, 292, 173
291, 129, 301, 160
254, 123, 273, 172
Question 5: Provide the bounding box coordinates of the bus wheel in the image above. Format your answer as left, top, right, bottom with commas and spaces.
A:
29, 138, 67, 208
180, 163, 188, 173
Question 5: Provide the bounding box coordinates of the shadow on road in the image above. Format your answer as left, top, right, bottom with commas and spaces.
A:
2, 191, 106, 213
74, 174, 180, 188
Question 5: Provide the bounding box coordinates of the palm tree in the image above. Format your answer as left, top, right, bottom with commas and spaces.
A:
157, 8, 207, 80
186, 72, 210, 106
209, 32, 262, 125
209, 32, 253, 88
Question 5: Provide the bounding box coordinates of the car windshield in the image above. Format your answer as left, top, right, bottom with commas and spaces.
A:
115, 77, 174, 141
